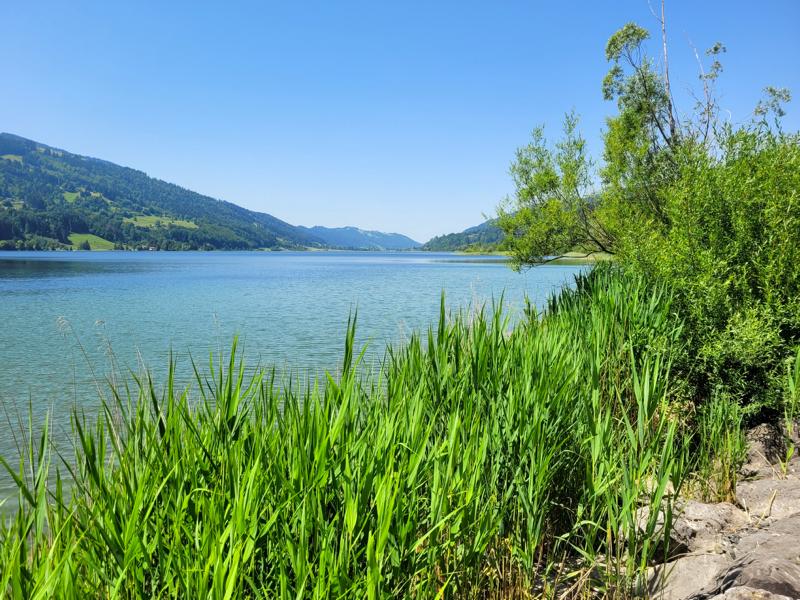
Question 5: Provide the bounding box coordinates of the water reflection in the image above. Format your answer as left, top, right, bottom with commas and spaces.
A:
0, 257, 154, 279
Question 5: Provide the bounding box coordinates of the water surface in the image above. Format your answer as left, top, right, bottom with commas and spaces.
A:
0, 250, 584, 494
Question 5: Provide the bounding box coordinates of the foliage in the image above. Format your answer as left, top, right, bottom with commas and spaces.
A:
619, 125, 800, 411
497, 114, 610, 266
422, 219, 505, 252
0, 134, 324, 251
497, 16, 799, 411
0, 268, 692, 598
691, 393, 747, 502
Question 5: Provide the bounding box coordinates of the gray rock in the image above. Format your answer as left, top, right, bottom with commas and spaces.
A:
673, 501, 750, 554
636, 500, 750, 558
691, 514, 800, 599
741, 424, 787, 479
736, 479, 800, 521
649, 554, 731, 600
644, 423, 800, 600
715, 558, 800, 599
707, 585, 793, 599
747, 424, 787, 464
731, 512, 800, 563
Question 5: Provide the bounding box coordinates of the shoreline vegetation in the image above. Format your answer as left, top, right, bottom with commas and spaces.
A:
2, 267, 797, 598
0, 269, 710, 596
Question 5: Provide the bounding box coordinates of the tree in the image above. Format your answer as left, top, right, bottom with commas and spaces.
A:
498, 6, 799, 409
79, 239, 91, 250
499, 14, 682, 268
497, 112, 611, 268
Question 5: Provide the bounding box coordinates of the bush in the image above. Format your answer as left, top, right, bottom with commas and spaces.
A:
618, 126, 800, 414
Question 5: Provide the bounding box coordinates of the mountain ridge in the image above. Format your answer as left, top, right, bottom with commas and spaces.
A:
0, 133, 419, 251
298, 225, 420, 250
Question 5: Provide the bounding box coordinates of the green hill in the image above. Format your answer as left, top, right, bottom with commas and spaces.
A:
0, 133, 324, 250
422, 219, 504, 252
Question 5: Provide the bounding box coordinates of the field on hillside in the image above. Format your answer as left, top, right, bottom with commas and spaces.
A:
68, 233, 115, 250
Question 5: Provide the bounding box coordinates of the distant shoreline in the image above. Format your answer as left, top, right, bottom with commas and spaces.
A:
0, 248, 614, 266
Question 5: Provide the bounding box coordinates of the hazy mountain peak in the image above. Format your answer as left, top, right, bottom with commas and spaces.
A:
299, 225, 420, 250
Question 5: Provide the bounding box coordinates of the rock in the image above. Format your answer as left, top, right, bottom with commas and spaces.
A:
732, 512, 800, 563
713, 558, 800, 599
636, 500, 749, 558
673, 501, 750, 554
691, 514, 800, 599
741, 424, 786, 479
707, 585, 794, 599
736, 479, 800, 521
648, 554, 731, 600
785, 420, 800, 448
643, 422, 800, 600
747, 423, 787, 464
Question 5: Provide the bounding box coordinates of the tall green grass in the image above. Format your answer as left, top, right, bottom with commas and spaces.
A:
1, 267, 691, 598
782, 348, 800, 472
692, 393, 747, 502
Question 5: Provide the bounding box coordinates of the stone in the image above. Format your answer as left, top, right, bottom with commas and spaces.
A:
692, 514, 800, 599
641, 423, 800, 600
648, 554, 731, 600
707, 585, 794, 599
740, 423, 787, 479
736, 478, 800, 521
635, 499, 750, 558
733, 512, 800, 562
713, 559, 800, 599
673, 500, 750, 554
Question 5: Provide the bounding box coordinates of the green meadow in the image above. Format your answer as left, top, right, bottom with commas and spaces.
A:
123, 215, 199, 229
68, 233, 115, 250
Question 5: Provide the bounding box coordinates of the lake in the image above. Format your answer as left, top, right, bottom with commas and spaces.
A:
0, 250, 584, 496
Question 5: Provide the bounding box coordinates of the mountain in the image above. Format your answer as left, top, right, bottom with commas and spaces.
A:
299, 226, 420, 250
422, 219, 504, 251
0, 133, 324, 250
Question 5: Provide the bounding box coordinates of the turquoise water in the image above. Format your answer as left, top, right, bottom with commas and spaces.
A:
0, 250, 583, 493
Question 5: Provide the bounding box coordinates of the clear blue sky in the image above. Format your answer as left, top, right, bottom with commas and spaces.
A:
2, 1, 798, 242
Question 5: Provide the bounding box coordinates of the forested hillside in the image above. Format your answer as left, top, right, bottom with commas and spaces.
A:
422, 219, 504, 251
0, 133, 324, 250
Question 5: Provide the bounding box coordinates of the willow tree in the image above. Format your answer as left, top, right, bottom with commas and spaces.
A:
499, 5, 800, 410
498, 6, 690, 268
497, 112, 612, 267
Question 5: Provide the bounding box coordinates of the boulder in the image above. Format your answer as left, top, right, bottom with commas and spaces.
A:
736, 479, 800, 521
672, 501, 750, 554
707, 585, 794, 599
731, 512, 800, 563
648, 554, 731, 600
740, 423, 787, 479
691, 513, 800, 599
707, 558, 800, 599
635, 500, 750, 558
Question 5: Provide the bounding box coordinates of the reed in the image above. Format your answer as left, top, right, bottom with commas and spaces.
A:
1, 267, 695, 598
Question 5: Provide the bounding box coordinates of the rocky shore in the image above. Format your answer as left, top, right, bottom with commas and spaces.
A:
648, 424, 800, 600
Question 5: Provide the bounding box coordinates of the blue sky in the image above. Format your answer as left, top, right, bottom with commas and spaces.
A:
2, 1, 798, 242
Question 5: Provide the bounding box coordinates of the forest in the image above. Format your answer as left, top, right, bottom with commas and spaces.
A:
0, 133, 323, 250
